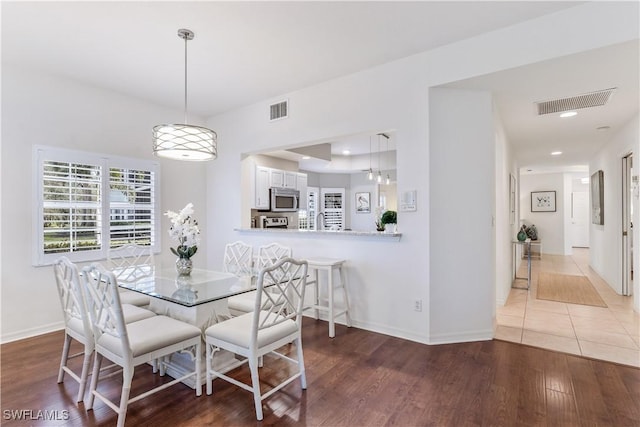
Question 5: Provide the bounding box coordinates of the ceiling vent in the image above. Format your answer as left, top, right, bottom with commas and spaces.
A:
535, 88, 616, 115
269, 99, 288, 121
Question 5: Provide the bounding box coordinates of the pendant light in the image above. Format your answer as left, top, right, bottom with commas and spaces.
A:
367, 135, 373, 180
153, 29, 217, 161
376, 134, 382, 184
385, 135, 391, 185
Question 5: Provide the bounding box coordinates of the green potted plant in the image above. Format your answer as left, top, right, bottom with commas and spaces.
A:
380, 210, 397, 233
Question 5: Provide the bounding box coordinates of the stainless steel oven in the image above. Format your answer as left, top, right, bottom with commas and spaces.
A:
270, 187, 299, 212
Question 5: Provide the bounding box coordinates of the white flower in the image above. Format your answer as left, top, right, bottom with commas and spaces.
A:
164, 203, 201, 259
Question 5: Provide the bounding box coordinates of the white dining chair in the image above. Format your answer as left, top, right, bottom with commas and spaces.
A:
81, 263, 202, 427
205, 257, 308, 421
227, 243, 292, 316
53, 257, 156, 403
222, 241, 254, 277
107, 244, 154, 307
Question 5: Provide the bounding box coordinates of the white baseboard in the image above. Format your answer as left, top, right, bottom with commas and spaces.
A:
1, 321, 64, 344
302, 313, 494, 345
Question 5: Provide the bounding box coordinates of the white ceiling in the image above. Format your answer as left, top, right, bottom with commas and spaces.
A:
3, 1, 638, 173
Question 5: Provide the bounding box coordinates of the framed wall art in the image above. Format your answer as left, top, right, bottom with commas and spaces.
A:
355, 192, 371, 213
591, 170, 604, 225
531, 190, 556, 212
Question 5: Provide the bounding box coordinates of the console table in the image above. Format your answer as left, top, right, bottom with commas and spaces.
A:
512, 239, 531, 290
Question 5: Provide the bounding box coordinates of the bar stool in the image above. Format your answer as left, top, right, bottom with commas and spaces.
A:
306, 257, 352, 338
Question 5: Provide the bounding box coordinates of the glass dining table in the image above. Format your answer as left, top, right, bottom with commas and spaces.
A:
115, 266, 255, 389
118, 267, 253, 308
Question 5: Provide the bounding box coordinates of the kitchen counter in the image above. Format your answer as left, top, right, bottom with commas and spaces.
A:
235, 228, 401, 240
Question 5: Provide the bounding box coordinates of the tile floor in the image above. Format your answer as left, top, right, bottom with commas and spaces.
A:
496, 247, 640, 368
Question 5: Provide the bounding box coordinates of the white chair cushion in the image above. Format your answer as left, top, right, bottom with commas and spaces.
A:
67, 316, 85, 336
205, 311, 297, 349
118, 289, 151, 307
66, 305, 154, 337
227, 290, 283, 317
122, 304, 156, 323
227, 291, 258, 314
97, 315, 201, 358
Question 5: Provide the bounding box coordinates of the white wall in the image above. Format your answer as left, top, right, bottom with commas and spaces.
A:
429, 88, 495, 342
589, 114, 640, 306
520, 173, 568, 255
1, 66, 208, 342
494, 109, 518, 306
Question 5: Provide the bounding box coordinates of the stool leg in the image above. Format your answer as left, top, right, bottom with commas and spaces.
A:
339, 265, 352, 327
328, 266, 335, 338
313, 268, 319, 320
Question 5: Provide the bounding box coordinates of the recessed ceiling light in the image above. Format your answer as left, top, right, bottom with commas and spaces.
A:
596, 126, 611, 131
342, 150, 350, 155
551, 151, 562, 156
301, 156, 311, 160
560, 111, 577, 118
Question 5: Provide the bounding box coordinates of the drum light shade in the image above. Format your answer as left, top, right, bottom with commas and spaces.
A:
153, 124, 217, 161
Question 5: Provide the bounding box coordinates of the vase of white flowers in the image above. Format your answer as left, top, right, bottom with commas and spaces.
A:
165, 203, 201, 276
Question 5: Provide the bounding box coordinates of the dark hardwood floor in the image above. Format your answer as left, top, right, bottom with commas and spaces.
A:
2, 317, 639, 426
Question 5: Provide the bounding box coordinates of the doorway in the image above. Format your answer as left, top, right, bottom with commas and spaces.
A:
571, 191, 589, 247
622, 153, 633, 296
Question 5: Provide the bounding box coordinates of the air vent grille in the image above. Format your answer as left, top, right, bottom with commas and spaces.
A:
536, 88, 616, 115
269, 99, 288, 121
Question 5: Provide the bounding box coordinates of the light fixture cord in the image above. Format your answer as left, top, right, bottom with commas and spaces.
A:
378, 134, 381, 172
183, 32, 188, 124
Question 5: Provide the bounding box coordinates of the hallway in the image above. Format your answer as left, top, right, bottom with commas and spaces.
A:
496, 248, 640, 367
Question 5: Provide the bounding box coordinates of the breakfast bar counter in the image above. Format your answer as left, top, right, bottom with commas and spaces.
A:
235, 228, 402, 241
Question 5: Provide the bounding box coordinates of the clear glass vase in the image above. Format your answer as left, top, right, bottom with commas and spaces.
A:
175, 257, 193, 276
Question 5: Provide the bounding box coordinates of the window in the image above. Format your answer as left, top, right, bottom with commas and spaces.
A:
34, 146, 160, 265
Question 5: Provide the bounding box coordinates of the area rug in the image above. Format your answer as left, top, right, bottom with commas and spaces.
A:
536, 272, 607, 308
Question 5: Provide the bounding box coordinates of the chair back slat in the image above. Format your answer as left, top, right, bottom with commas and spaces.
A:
253, 258, 307, 338
107, 244, 155, 284
82, 264, 131, 358
256, 243, 292, 271
53, 257, 92, 337
223, 241, 253, 276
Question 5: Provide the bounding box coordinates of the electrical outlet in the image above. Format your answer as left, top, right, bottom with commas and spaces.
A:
414, 299, 422, 312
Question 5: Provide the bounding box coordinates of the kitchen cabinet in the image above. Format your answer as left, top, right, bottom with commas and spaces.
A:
255, 166, 270, 209
284, 171, 297, 188
270, 169, 284, 188
270, 170, 297, 189
253, 166, 307, 210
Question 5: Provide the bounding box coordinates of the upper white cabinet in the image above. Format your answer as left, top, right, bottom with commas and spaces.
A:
255, 166, 271, 209
271, 169, 297, 188
252, 165, 307, 210
270, 169, 284, 188
284, 171, 297, 188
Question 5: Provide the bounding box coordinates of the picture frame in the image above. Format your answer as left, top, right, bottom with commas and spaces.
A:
531, 190, 556, 212
591, 170, 604, 225
355, 192, 371, 213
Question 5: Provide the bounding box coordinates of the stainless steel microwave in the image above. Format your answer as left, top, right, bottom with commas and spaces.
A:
270, 187, 300, 212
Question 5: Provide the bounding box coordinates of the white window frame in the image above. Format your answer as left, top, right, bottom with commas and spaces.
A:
33, 145, 161, 266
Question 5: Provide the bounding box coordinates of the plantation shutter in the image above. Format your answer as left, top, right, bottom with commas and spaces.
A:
109, 167, 155, 248
34, 146, 160, 265
41, 160, 102, 255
